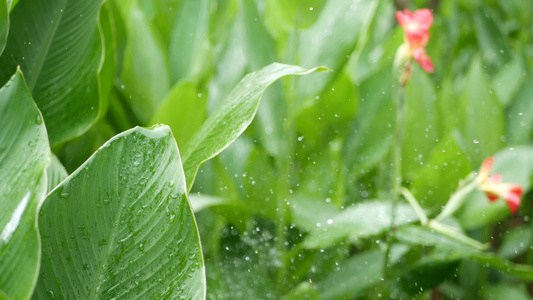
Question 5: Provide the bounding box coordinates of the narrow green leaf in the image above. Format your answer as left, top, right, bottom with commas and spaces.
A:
35, 126, 205, 299
46, 154, 68, 193
150, 80, 207, 147
0, 0, 7, 56
394, 225, 478, 251
343, 67, 394, 179
410, 132, 471, 210
459, 57, 505, 165
294, 0, 374, 105
466, 252, 533, 281
473, 8, 511, 69
497, 225, 532, 260
169, 0, 211, 83
506, 73, 533, 145
182, 63, 326, 191
289, 197, 417, 249
315, 250, 383, 299
119, 1, 170, 124
239, 0, 285, 157
492, 53, 525, 107
403, 68, 440, 180
97, 2, 116, 119
0, 1, 105, 144
398, 255, 460, 295
0, 69, 50, 300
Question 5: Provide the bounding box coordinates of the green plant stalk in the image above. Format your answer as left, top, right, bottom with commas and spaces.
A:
435, 175, 478, 221
427, 220, 489, 250
275, 82, 297, 293
401, 187, 428, 225
383, 83, 406, 277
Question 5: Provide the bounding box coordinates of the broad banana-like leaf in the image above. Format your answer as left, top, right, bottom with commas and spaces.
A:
0, 69, 50, 300
182, 63, 326, 191
0, 0, 105, 144
34, 126, 205, 299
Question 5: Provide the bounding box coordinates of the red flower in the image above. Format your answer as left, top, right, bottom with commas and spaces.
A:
477, 156, 523, 213
396, 9, 434, 73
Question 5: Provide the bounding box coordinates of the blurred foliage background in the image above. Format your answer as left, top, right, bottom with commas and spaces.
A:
49, 0, 533, 298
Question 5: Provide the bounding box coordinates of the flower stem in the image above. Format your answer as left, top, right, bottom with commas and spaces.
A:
427, 220, 489, 250
401, 187, 428, 225
435, 174, 478, 221
383, 83, 406, 277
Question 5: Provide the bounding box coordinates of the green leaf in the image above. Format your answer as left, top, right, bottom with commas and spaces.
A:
46, 154, 68, 193
282, 282, 320, 300
484, 283, 531, 300
314, 246, 408, 300
315, 250, 383, 299
410, 132, 471, 210
506, 73, 533, 145
492, 53, 525, 107
402, 68, 440, 180
394, 225, 479, 251
0, 1, 105, 144
150, 80, 207, 147
497, 225, 532, 260
169, 0, 211, 83
34, 126, 205, 298
297, 71, 358, 150
460, 146, 533, 229
466, 252, 533, 281
294, 0, 375, 106
289, 197, 417, 249
0, 0, 7, 56
0, 69, 50, 300
188, 194, 232, 213
239, 0, 285, 158
96, 2, 116, 119
119, 1, 171, 124
473, 8, 511, 70
182, 63, 326, 191
343, 67, 394, 179
398, 255, 461, 295
459, 57, 505, 165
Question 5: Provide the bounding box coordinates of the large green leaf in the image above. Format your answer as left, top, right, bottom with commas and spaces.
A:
34, 126, 205, 299
0, 1, 105, 144
182, 63, 326, 191
0, 70, 50, 300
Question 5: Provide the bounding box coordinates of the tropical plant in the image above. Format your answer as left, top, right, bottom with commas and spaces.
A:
1, 0, 533, 299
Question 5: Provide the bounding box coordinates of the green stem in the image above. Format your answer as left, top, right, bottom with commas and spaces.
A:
275, 80, 297, 293
401, 188, 428, 225
427, 220, 489, 250
383, 83, 406, 276
435, 175, 478, 221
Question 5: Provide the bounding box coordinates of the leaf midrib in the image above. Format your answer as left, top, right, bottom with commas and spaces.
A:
27, 0, 67, 91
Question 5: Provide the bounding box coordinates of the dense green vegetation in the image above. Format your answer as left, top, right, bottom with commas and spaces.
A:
1, 0, 533, 299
